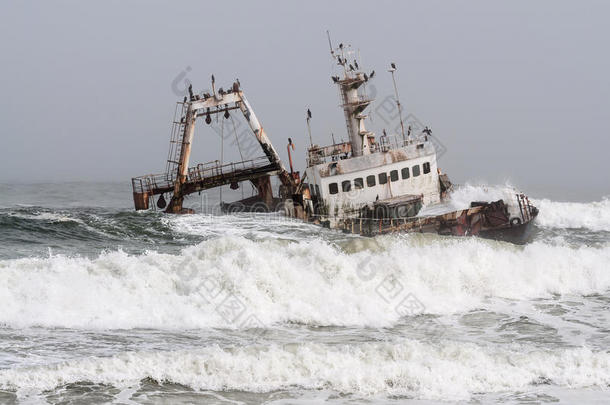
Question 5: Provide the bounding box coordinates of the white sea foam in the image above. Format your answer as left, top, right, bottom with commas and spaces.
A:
1, 341, 608, 400
421, 183, 610, 232
447, 183, 520, 210
164, 211, 331, 242
0, 235, 608, 329
9, 211, 83, 224
417, 183, 526, 219
533, 197, 610, 232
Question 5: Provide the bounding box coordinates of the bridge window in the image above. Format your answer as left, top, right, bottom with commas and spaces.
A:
379, 172, 388, 185
401, 167, 410, 179
390, 170, 399, 182
423, 162, 431, 174
329, 182, 338, 194
342, 180, 352, 192
366, 175, 376, 187
412, 165, 420, 177
315, 185, 320, 196
354, 177, 364, 190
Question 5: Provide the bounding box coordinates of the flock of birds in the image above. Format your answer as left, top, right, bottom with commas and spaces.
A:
331, 43, 386, 83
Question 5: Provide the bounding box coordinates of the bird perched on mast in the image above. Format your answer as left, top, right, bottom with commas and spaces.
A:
306, 109, 313, 147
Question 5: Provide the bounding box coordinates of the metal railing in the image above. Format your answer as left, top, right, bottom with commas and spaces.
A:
307, 134, 433, 166
378, 133, 430, 152
188, 156, 272, 182
131, 173, 174, 194
132, 156, 273, 195
516, 193, 535, 223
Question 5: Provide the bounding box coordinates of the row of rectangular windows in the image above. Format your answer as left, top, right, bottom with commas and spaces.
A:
328, 162, 431, 194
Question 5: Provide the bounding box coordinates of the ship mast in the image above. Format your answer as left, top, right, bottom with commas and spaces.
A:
328, 34, 374, 157
388, 63, 407, 143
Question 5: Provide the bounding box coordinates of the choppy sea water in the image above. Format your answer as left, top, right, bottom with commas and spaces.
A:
0, 182, 609, 404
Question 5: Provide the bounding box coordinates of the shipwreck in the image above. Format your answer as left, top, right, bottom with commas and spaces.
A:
131, 38, 538, 243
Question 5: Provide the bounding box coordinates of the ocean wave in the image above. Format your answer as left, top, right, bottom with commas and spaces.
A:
0, 208, 189, 251
1, 341, 608, 400
446, 183, 522, 210
533, 197, 610, 232
10, 211, 84, 224
440, 184, 610, 232
0, 235, 608, 329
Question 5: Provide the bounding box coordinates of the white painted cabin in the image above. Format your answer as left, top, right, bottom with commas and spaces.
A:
301, 40, 444, 227
303, 138, 441, 226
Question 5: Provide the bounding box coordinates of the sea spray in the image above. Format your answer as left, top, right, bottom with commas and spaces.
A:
1, 235, 608, 329
422, 183, 610, 232
1, 341, 608, 400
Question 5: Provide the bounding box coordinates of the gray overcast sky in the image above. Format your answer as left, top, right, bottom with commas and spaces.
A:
0, 0, 608, 201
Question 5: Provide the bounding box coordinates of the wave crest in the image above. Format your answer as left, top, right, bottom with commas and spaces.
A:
533, 197, 610, 231
1, 341, 608, 400
1, 236, 608, 329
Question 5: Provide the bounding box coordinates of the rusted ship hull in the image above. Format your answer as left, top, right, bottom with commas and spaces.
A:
477, 218, 538, 244
215, 189, 538, 244
331, 199, 538, 244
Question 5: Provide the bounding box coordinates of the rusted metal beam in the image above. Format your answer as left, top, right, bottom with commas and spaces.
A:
195, 105, 241, 117
132, 160, 282, 211
165, 102, 197, 213
133, 83, 298, 213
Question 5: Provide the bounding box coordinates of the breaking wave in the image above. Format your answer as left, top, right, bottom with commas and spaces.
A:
534, 197, 610, 232
1, 235, 609, 329
1, 341, 608, 400
445, 184, 610, 232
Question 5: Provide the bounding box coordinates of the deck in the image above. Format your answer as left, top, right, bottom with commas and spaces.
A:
131, 156, 280, 210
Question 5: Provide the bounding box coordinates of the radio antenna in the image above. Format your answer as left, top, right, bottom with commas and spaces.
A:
326, 30, 334, 56
306, 108, 313, 147
388, 62, 406, 143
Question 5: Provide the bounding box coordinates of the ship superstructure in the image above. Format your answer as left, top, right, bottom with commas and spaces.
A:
301, 40, 444, 227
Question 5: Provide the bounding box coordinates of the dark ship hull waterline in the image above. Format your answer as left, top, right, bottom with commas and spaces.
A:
131, 40, 538, 244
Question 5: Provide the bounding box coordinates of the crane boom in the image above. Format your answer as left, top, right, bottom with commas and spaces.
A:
165, 82, 295, 213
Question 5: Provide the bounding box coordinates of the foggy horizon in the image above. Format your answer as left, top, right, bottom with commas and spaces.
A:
1, 1, 609, 202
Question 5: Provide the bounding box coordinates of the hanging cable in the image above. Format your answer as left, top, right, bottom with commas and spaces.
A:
220, 115, 225, 165
230, 115, 246, 200
230, 115, 245, 163
219, 117, 224, 207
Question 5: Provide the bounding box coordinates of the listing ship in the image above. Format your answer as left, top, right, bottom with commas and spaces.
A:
131, 40, 538, 243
